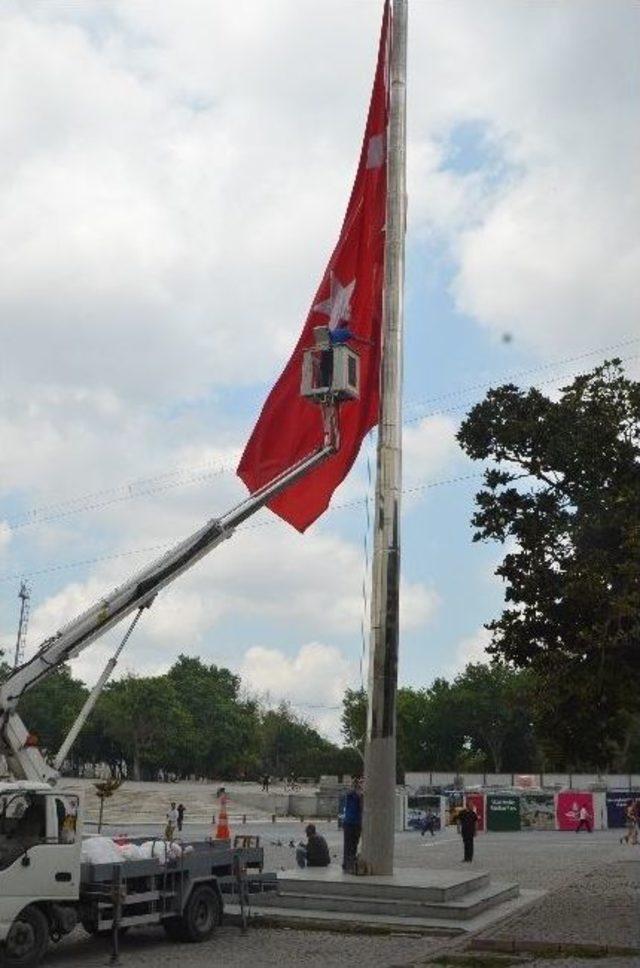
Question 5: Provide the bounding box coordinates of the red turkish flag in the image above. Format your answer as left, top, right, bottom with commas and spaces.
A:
237, 2, 390, 532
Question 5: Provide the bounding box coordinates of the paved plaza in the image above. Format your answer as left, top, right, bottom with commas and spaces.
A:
53, 816, 639, 967
99, 816, 638, 894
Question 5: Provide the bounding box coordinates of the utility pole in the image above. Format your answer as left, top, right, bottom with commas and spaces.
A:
13, 581, 31, 670
360, 0, 407, 876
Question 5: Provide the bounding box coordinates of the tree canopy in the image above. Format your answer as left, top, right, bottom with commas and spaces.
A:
457, 360, 640, 768
340, 663, 539, 775
0, 649, 359, 781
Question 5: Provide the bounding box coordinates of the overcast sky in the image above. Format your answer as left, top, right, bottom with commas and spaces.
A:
1, 0, 638, 740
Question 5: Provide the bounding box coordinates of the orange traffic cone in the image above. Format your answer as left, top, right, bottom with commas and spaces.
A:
215, 796, 231, 840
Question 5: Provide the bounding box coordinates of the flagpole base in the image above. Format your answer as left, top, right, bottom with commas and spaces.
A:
359, 735, 396, 876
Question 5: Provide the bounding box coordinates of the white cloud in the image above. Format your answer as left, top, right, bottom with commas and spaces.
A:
0, 0, 635, 705
19, 510, 438, 686
400, 582, 440, 632
454, 170, 639, 355
403, 415, 461, 485
0, 1, 383, 406
239, 641, 353, 742
0, 523, 11, 553
0, 0, 634, 422
447, 626, 492, 678
0, 0, 633, 511
408, 1, 639, 356
240, 642, 350, 707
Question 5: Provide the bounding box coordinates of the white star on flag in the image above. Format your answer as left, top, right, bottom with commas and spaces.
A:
313, 272, 356, 330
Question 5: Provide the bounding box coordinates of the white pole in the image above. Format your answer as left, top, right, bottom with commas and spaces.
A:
359, 0, 407, 876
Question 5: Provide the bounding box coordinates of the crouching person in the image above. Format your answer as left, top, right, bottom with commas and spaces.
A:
296, 823, 330, 869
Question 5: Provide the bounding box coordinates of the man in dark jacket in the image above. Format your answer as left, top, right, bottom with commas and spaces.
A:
457, 806, 478, 862
295, 823, 330, 868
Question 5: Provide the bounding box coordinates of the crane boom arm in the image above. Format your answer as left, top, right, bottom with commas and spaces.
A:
0, 438, 335, 781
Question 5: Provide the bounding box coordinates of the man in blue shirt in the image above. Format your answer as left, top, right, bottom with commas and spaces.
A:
342, 777, 363, 873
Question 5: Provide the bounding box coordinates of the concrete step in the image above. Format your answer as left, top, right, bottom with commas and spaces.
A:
276, 867, 490, 902
258, 881, 519, 920
227, 887, 543, 937
226, 903, 464, 936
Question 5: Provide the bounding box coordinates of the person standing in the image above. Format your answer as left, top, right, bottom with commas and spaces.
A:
575, 805, 592, 832
176, 803, 185, 832
165, 801, 178, 841
342, 778, 363, 873
457, 805, 478, 862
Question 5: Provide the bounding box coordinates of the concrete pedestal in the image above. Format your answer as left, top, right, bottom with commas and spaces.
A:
235, 865, 540, 935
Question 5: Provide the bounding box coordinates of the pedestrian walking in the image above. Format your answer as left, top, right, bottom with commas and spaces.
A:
575, 805, 592, 832
457, 805, 478, 862
295, 823, 331, 869
165, 801, 179, 841
420, 809, 437, 837
620, 800, 637, 845
261, 774, 270, 792
342, 777, 363, 873
177, 803, 185, 832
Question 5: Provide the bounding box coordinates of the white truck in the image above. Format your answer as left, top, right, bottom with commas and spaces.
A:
0, 328, 358, 967
0, 781, 265, 967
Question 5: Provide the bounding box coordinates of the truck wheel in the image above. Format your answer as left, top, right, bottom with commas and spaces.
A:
0, 906, 48, 968
180, 886, 220, 943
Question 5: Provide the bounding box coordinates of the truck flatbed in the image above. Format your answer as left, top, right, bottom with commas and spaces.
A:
80, 838, 264, 884
79, 839, 267, 937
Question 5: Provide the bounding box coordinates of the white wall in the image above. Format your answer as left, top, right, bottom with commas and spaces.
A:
406, 771, 640, 791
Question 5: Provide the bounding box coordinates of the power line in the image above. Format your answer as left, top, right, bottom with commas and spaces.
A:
403, 351, 640, 426
404, 334, 640, 412
4, 338, 636, 534
0, 470, 487, 583
9, 460, 636, 585
4, 460, 235, 533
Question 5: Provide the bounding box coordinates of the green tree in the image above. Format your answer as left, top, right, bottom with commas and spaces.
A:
259, 702, 344, 779
457, 360, 640, 768
16, 665, 89, 758
341, 683, 468, 775
420, 678, 467, 771
166, 655, 260, 778
99, 674, 190, 780
341, 688, 367, 758
452, 663, 536, 772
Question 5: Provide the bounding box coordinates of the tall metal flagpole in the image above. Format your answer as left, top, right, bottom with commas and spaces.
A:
360, 0, 407, 876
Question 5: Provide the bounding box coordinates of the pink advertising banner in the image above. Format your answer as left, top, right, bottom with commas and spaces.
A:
556, 791, 594, 831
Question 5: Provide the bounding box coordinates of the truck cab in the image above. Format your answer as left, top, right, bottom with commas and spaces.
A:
0, 782, 81, 964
